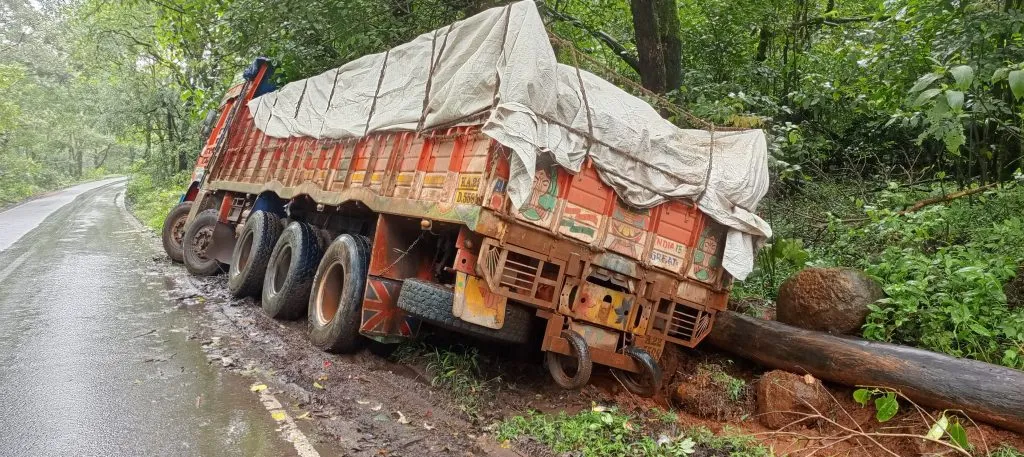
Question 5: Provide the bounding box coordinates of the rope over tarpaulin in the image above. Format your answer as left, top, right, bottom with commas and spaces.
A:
246, 0, 772, 279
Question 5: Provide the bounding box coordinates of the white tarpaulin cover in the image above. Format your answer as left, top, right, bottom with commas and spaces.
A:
247, 0, 772, 279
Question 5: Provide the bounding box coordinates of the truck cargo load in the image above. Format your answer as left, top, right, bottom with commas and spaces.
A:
163, 0, 773, 396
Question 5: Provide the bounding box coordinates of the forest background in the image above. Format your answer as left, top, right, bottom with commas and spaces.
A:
3, 0, 1024, 370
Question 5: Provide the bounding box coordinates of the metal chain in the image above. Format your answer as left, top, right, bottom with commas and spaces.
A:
379, 232, 425, 276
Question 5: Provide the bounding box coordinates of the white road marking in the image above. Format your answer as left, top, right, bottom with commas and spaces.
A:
255, 386, 321, 457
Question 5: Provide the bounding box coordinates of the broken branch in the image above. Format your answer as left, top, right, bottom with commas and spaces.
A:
899, 182, 998, 214
540, 6, 642, 75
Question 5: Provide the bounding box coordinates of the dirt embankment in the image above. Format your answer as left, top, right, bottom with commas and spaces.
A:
153, 255, 1024, 457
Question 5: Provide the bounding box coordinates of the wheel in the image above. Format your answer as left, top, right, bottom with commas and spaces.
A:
545, 329, 593, 390
308, 234, 372, 353
262, 221, 324, 320
183, 209, 223, 276
161, 201, 193, 263
227, 211, 282, 298
396, 279, 533, 344
611, 346, 662, 397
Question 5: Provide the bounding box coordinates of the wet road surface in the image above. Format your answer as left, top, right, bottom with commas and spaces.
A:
0, 180, 314, 456
0, 178, 125, 252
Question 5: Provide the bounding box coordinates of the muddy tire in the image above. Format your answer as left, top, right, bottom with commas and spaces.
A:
161, 201, 193, 263
262, 221, 324, 320
545, 330, 593, 390
397, 279, 533, 344
183, 209, 223, 276
308, 234, 372, 353
227, 211, 282, 298
611, 346, 662, 397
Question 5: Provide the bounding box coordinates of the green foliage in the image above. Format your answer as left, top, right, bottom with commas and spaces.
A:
0, 153, 70, 206
125, 169, 190, 231
992, 445, 1024, 457
497, 407, 772, 457
390, 342, 494, 417
734, 238, 809, 301
682, 426, 774, 457
701, 363, 748, 403
815, 183, 1024, 368
851, 388, 900, 422
854, 388, 973, 451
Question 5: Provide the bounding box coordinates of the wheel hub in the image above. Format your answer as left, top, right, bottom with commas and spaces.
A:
271, 245, 292, 295
192, 226, 214, 260
315, 261, 345, 326
172, 217, 187, 245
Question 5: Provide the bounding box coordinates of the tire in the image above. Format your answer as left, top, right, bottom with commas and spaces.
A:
545, 330, 593, 390
308, 234, 372, 353
611, 346, 662, 397
262, 221, 324, 320
183, 209, 223, 276
161, 201, 193, 263
397, 279, 533, 344
227, 211, 282, 298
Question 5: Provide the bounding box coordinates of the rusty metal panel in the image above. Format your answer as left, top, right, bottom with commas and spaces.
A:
476, 239, 563, 309
452, 272, 507, 329
368, 215, 434, 281
568, 322, 619, 353
633, 333, 667, 360
558, 280, 635, 331
648, 297, 716, 348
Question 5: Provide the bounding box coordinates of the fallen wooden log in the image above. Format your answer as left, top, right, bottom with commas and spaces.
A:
707, 310, 1024, 433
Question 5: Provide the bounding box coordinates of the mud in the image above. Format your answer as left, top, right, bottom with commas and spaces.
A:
132, 204, 1024, 456
162, 264, 613, 456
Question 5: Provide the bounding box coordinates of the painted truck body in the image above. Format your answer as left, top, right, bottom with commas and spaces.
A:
170, 58, 731, 394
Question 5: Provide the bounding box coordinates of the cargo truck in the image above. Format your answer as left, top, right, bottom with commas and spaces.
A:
160, 1, 770, 396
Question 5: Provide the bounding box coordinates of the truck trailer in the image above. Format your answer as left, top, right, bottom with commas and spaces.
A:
160, 1, 771, 396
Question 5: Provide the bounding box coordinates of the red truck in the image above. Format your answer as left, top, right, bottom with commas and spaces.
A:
160, 2, 769, 396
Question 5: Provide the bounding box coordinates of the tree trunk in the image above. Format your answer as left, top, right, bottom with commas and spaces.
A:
630, 0, 666, 93
656, 0, 682, 92
93, 144, 112, 168
70, 133, 82, 178
755, 27, 772, 62
707, 311, 1024, 433
144, 114, 152, 161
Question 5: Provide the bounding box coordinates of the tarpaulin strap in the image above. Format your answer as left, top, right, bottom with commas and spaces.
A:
418, 23, 456, 132
568, 45, 594, 155
696, 125, 716, 203
534, 112, 685, 185
364, 49, 391, 137
319, 67, 344, 137
490, 5, 514, 109
293, 80, 309, 119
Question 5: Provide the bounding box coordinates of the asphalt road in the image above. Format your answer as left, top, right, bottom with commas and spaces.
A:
0, 180, 310, 456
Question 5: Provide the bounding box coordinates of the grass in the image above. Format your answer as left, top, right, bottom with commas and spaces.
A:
125, 171, 189, 231
497, 407, 773, 457
391, 342, 496, 417
992, 445, 1024, 457
703, 364, 747, 403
